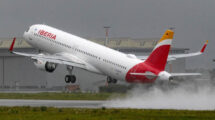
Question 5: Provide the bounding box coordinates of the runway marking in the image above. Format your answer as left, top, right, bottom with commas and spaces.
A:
0, 99, 105, 108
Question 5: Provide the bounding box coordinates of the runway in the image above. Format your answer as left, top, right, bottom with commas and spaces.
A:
0, 99, 105, 108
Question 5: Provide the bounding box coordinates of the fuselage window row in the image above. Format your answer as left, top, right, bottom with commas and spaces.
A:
103, 59, 126, 70
74, 48, 98, 59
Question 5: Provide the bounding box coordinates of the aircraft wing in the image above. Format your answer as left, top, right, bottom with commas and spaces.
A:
138, 40, 208, 61
9, 38, 87, 69
167, 40, 208, 60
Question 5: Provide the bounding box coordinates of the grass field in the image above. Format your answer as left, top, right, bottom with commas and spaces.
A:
0, 106, 214, 120
0, 93, 214, 120
0, 92, 122, 100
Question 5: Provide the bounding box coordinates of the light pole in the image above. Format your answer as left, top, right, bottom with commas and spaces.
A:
104, 26, 111, 46
2, 56, 4, 88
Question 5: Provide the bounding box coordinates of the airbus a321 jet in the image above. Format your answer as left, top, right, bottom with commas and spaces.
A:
9, 24, 208, 84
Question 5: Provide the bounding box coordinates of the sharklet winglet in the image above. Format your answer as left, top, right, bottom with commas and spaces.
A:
200, 40, 208, 53
9, 37, 16, 52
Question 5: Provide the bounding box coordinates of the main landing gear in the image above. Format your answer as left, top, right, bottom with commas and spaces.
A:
65, 75, 76, 83
65, 66, 76, 83
107, 76, 117, 84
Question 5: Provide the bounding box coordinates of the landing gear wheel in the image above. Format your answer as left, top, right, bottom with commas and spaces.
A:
65, 75, 76, 83
107, 77, 117, 84
107, 77, 112, 84
65, 75, 71, 83
65, 66, 77, 84
70, 75, 76, 83
112, 79, 117, 84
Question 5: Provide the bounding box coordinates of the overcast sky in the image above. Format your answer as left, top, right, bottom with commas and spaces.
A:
0, 0, 214, 69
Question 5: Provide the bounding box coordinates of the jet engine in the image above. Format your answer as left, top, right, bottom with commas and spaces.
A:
33, 59, 57, 73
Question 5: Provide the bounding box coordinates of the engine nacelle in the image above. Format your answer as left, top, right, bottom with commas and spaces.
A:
158, 71, 173, 81
33, 59, 57, 73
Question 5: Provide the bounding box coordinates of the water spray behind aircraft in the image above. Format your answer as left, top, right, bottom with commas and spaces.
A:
104, 74, 215, 110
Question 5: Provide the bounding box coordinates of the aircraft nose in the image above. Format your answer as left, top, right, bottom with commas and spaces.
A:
23, 26, 31, 40
23, 31, 28, 39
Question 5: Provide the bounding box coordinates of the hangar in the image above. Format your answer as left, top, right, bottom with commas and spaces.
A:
0, 37, 188, 91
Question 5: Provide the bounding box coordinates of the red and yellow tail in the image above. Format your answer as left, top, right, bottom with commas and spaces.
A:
144, 29, 174, 71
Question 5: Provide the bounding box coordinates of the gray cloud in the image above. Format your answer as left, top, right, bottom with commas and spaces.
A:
0, 0, 214, 68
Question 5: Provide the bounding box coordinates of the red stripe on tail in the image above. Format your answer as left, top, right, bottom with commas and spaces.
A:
144, 30, 174, 71
144, 45, 171, 71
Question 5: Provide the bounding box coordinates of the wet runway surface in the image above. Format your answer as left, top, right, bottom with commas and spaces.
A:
0, 99, 105, 108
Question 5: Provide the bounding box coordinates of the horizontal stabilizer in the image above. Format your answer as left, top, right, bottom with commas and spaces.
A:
130, 72, 201, 77
130, 72, 157, 76
170, 73, 201, 76
130, 72, 157, 79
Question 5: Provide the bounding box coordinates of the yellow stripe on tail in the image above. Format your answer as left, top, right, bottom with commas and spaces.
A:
158, 29, 174, 43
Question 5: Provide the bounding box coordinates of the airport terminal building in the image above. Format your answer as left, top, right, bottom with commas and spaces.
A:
0, 38, 189, 91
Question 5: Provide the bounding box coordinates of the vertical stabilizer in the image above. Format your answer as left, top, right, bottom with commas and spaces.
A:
144, 30, 174, 71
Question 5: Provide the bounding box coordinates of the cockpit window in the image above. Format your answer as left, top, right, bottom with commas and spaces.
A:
26, 27, 30, 32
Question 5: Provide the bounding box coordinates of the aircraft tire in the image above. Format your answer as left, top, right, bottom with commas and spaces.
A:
65, 75, 71, 83
112, 79, 117, 84
70, 75, 76, 83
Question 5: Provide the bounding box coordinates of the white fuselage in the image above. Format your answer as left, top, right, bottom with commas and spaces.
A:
23, 24, 142, 81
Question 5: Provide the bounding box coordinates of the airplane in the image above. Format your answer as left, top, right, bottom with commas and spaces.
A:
9, 24, 208, 84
